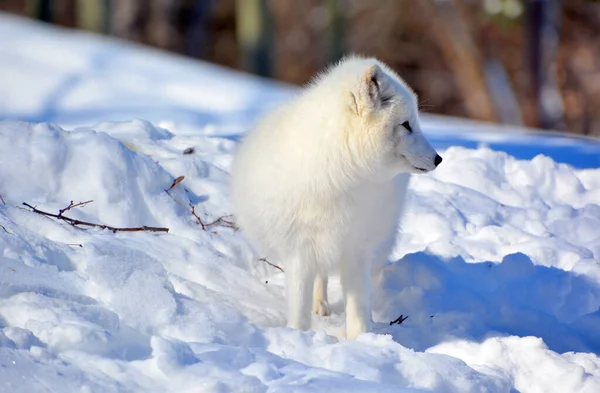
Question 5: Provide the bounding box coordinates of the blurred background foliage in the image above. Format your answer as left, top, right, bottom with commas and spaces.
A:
2, 0, 600, 135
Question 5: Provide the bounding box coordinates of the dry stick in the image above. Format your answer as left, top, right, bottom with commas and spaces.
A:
167, 194, 207, 229
0, 193, 5, 205
165, 178, 270, 270
259, 257, 284, 273
204, 215, 237, 230
165, 189, 237, 231
22, 203, 169, 233
58, 200, 93, 217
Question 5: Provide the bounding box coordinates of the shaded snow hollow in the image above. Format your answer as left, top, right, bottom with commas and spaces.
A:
0, 119, 599, 393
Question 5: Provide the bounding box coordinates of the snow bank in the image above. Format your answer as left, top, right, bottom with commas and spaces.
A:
0, 13, 294, 130
0, 119, 599, 392
429, 336, 600, 393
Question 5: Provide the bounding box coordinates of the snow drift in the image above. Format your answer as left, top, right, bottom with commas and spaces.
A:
1, 119, 599, 393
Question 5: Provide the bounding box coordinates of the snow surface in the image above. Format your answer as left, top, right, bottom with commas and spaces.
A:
1, 12, 600, 393
1, 120, 600, 393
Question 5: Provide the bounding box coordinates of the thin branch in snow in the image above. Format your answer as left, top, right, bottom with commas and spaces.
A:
259, 257, 284, 273
164, 179, 237, 231
22, 202, 169, 233
67, 243, 83, 247
183, 200, 236, 231
0, 225, 12, 235
0, 193, 5, 205
167, 193, 206, 228
189, 204, 206, 229
204, 215, 238, 230
58, 200, 93, 217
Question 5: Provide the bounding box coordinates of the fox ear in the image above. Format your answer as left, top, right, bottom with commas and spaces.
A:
350, 64, 382, 116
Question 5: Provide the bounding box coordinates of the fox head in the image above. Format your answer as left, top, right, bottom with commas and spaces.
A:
347, 59, 442, 176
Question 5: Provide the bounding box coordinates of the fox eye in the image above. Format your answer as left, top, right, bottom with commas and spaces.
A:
381, 96, 393, 105
401, 121, 412, 133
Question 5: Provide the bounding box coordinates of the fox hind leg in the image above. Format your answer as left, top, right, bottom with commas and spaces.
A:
313, 275, 331, 316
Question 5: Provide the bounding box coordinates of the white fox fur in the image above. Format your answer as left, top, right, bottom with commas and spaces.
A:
231, 55, 441, 339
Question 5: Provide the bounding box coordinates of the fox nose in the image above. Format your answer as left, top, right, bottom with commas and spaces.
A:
434, 154, 443, 167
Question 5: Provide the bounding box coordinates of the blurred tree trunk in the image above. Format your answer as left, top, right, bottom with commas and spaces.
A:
0, 0, 27, 14
483, 58, 523, 125
236, 0, 272, 77
415, 0, 498, 122
327, 0, 345, 64
76, 0, 109, 33
148, 0, 197, 53
54, 0, 77, 27
480, 19, 523, 126
181, 0, 212, 59
270, 0, 324, 84
148, 0, 174, 50
34, 0, 52, 22
112, 0, 148, 43
527, 0, 565, 130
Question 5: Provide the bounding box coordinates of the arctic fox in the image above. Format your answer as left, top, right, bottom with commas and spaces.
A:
231, 55, 441, 339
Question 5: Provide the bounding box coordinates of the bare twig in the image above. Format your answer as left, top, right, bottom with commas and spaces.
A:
259, 257, 284, 273
165, 189, 237, 231
58, 200, 93, 217
204, 215, 238, 230
168, 194, 206, 228
22, 203, 169, 233
0, 225, 12, 235
0, 193, 5, 205
389, 314, 409, 326
189, 204, 208, 229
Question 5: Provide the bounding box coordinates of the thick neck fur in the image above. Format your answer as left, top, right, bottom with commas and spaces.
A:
284, 60, 393, 197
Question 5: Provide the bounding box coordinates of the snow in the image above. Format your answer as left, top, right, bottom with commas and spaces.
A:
2, 120, 599, 393
1, 12, 599, 393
